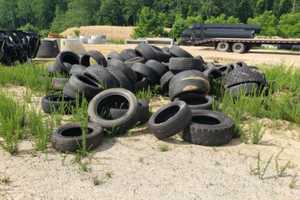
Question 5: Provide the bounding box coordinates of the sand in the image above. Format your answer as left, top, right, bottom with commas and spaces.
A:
1, 43, 300, 199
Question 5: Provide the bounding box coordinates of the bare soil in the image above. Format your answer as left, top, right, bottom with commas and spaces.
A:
0, 86, 300, 200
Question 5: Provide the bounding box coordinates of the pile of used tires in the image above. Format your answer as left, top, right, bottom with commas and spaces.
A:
0, 31, 40, 65
44, 44, 268, 152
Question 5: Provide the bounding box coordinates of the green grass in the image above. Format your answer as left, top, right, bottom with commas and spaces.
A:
216, 65, 300, 139
0, 92, 57, 154
0, 63, 52, 94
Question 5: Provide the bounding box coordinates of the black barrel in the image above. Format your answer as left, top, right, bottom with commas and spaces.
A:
36, 39, 60, 58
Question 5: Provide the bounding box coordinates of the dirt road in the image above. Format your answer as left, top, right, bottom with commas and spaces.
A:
84, 44, 300, 67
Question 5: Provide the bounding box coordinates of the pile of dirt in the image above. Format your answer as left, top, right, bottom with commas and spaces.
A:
61, 26, 135, 40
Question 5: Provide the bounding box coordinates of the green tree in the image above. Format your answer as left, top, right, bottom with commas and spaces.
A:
31, 0, 56, 29
64, 0, 100, 28
237, 0, 254, 23
0, 0, 17, 29
133, 7, 165, 38
205, 14, 240, 24
98, 0, 124, 25
170, 14, 188, 39
247, 11, 278, 36
278, 12, 300, 37
186, 16, 204, 26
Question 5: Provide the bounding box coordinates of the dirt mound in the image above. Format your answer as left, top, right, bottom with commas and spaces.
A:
61, 26, 135, 40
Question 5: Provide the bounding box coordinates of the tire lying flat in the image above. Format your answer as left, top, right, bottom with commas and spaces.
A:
51, 123, 104, 152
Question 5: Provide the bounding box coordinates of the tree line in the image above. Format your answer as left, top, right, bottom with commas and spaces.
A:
0, 0, 299, 38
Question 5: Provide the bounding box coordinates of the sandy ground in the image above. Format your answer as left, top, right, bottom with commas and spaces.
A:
83, 44, 300, 68
0, 87, 300, 200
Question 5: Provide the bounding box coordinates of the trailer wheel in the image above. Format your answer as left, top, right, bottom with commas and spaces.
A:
216, 42, 230, 52
232, 43, 246, 53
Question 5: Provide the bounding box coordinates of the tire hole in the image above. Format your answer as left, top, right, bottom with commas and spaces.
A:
61, 127, 92, 137
155, 105, 180, 124
192, 115, 220, 125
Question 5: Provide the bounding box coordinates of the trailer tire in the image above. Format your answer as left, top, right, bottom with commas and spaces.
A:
232, 43, 246, 53
216, 42, 230, 52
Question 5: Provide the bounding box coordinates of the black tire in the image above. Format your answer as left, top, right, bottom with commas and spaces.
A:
67, 74, 102, 101
107, 67, 134, 91
223, 66, 267, 88
52, 78, 68, 90
55, 51, 80, 73
160, 71, 174, 95
131, 63, 159, 84
227, 82, 261, 98
135, 44, 157, 60
41, 94, 76, 114
63, 82, 78, 99
120, 49, 138, 60
145, 60, 168, 78
151, 45, 171, 62
169, 45, 193, 57
182, 110, 234, 146
148, 101, 192, 140
232, 43, 246, 53
174, 93, 213, 110
169, 70, 210, 100
88, 50, 107, 67
84, 66, 119, 89
88, 88, 139, 132
79, 54, 91, 67
216, 42, 231, 52
135, 77, 151, 91
51, 123, 104, 153
124, 56, 146, 68
217, 64, 234, 76
108, 59, 137, 83
69, 64, 86, 76
107, 51, 124, 61
110, 100, 150, 125
203, 64, 223, 80
169, 57, 204, 73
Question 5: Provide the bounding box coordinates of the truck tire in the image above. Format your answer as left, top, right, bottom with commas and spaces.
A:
232, 43, 246, 53
182, 110, 234, 146
216, 42, 231, 52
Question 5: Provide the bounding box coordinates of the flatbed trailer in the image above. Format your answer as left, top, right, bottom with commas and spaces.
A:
180, 37, 300, 53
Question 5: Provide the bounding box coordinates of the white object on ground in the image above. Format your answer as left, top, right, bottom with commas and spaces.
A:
60, 39, 86, 54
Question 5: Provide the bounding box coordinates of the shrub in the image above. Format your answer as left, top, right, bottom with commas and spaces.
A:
247, 11, 278, 36
133, 7, 165, 38
278, 12, 300, 38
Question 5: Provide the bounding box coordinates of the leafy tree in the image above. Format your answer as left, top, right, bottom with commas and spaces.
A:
133, 7, 165, 38
50, 5, 67, 33
247, 11, 278, 36
278, 12, 300, 37
186, 16, 204, 26
18, 23, 39, 33
98, 0, 124, 25
64, 0, 100, 28
0, 0, 17, 29
31, 0, 56, 29
237, 0, 254, 23
273, 0, 293, 16
205, 14, 240, 24
170, 14, 188, 39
